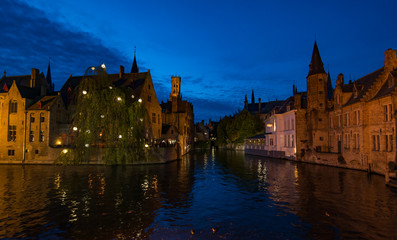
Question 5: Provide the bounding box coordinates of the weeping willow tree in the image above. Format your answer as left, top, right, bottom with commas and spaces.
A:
58, 66, 149, 165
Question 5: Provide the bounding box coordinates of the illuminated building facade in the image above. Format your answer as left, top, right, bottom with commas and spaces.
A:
296, 42, 397, 175
0, 67, 67, 163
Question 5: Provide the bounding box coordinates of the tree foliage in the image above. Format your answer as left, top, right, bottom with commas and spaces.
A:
216, 109, 263, 146
57, 68, 149, 165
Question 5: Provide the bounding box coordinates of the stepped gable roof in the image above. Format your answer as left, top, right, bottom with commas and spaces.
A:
344, 67, 384, 106
27, 95, 58, 110
372, 71, 397, 101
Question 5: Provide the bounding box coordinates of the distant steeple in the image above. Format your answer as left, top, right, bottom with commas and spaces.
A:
131, 46, 139, 73
244, 94, 248, 109
308, 41, 325, 76
46, 59, 54, 92
251, 89, 255, 104
327, 71, 333, 100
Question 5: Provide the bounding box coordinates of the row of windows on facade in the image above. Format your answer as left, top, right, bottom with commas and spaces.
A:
7, 125, 45, 142
8, 149, 40, 156
329, 133, 393, 152
284, 118, 295, 131
247, 135, 295, 148
330, 104, 393, 129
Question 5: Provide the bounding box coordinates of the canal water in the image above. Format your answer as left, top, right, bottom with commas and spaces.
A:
1, 149, 397, 239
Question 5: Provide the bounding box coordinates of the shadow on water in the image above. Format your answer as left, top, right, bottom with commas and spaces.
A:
1, 150, 397, 239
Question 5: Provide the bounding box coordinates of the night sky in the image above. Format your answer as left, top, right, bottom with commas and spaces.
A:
1, 0, 397, 121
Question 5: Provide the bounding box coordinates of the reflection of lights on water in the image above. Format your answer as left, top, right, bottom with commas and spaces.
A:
141, 178, 149, 192
294, 165, 299, 180
54, 173, 61, 189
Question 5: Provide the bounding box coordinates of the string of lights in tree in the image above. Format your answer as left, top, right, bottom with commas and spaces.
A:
58, 64, 150, 165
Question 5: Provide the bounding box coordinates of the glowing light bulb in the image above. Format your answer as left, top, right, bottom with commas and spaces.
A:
62, 149, 68, 154
119, 135, 122, 139
117, 97, 122, 101
138, 98, 142, 103
86, 130, 90, 134
109, 86, 113, 89
91, 67, 95, 71
140, 118, 143, 122
100, 115, 104, 118
131, 94, 135, 99
85, 144, 89, 148
82, 90, 87, 95
145, 144, 149, 148
101, 63, 106, 69
73, 127, 78, 131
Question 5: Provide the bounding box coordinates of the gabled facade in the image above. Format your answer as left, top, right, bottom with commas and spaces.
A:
297, 43, 397, 175
60, 59, 163, 141
0, 68, 64, 163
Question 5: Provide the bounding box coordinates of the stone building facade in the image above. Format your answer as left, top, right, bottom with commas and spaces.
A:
296, 42, 397, 175
161, 76, 194, 154
0, 67, 66, 163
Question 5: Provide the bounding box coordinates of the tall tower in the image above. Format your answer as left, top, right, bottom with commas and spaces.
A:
171, 76, 181, 98
307, 41, 327, 110
306, 41, 329, 151
131, 46, 139, 73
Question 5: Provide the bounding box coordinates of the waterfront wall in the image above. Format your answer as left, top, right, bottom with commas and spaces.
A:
219, 143, 244, 151
0, 147, 178, 165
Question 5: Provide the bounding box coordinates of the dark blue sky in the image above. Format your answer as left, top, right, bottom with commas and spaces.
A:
1, 0, 397, 121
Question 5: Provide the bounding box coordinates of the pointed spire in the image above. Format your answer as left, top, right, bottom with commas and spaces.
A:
251, 89, 255, 104
46, 58, 54, 92
131, 46, 139, 73
327, 71, 333, 100
244, 94, 248, 109
308, 41, 325, 76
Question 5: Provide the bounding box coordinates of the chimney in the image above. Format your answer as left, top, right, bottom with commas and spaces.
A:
119, 65, 125, 78
30, 68, 39, 88
258, 98, 262, 113
384, 49, 397, 71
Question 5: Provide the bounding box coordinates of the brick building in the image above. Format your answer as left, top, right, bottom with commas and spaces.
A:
161, 76, 194, 154
296, 42, 397, 175
0, 67, 66, 163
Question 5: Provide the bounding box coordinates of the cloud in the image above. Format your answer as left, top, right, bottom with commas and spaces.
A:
0, 0, 131, 90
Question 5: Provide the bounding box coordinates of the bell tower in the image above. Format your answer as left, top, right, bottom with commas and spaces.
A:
171, 76, 181, 98
306, 41, 329, 152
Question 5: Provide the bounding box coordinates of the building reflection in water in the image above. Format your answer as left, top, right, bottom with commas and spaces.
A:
244, 154, 397, 239
0, 156, 196, 239
1, 151, 397, 239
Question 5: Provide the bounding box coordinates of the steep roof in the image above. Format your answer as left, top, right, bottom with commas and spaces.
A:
372, 71, 397, 101
308, 41, 326, 76
344, 67, 384, 106
27, 95, 58, 110
246, 100, 284, 114
60, 72, 149, 107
